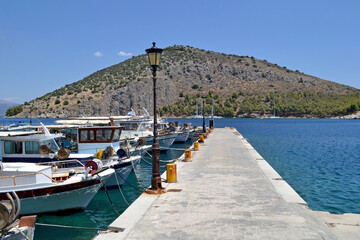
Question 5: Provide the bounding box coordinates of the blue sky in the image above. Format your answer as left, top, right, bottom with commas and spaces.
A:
0, 0, 359, 103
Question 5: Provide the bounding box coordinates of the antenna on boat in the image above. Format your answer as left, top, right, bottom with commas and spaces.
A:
40, 122, 51, 136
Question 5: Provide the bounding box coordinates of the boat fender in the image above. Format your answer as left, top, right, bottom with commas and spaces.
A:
58, 148, 71, 160
39, 144, 52, 155
96, 149, 104, 160
137, 137, 146, 147
117, 149, 127, 158
0, 203, 10, 230
102, 146, 114, 159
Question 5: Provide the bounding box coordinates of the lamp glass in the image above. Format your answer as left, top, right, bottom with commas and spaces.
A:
147, 52, 161, 66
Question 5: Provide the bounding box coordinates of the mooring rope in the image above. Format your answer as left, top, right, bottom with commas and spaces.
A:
13, 226, 30, 240
96, 173, 120, 216
160, 146, 192, 151
35, 223, 106, 231
141, 156, 178, 165
140, 156, 153, 166
131, 159, 148, 191
114, 172, 130, 206
115, 171, 144, 193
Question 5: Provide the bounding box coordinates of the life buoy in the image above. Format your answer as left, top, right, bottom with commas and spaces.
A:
96, 149, 104, 160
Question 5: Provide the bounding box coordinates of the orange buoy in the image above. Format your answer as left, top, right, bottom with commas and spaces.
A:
199, 135, 204, 142
203, 133, 207, 139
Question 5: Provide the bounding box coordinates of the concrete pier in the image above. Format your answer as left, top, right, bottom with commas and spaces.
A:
95, 128, 358, 239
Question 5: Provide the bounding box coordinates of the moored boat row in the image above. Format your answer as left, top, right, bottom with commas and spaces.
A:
0, 115, 197, 219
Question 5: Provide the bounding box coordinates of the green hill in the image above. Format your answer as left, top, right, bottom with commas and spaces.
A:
7, 45, 360, 118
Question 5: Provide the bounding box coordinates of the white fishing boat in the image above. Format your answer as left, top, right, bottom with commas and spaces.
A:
169, 122, 190, 143
0, 124, 144, 188
0, 162, 114, 215
0, 132, 94, 163
113, 119, 177, 151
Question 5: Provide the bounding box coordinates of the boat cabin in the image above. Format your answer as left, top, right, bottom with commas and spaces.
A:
0, 133, 64, 163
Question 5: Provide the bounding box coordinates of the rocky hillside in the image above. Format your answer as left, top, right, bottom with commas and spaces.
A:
10, 45, 358, 118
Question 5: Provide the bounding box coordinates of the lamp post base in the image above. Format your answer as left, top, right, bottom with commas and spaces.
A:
146, 187, 167, 195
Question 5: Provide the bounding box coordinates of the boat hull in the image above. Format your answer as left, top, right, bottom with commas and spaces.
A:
174, 130, 190, 143
0, 179, 103, 215
104, 156, 141, 188
146, 133, 177, 151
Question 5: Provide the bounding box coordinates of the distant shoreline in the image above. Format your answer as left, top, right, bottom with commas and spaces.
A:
2, 114, 360, 120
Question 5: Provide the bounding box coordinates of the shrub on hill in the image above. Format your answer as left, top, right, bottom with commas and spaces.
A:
6, 105, 23, 117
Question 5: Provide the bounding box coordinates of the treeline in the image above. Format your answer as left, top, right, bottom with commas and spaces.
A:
6, 105, 23, 117
159, 91, 360, 118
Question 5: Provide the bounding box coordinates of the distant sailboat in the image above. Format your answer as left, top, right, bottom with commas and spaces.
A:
209, 100, 222, 119
191, 101, 203, 118
268, 99, 280, 119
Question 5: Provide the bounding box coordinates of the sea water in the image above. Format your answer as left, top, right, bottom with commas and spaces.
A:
0, 117, 359, 240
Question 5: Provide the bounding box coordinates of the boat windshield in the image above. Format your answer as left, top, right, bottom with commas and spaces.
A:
113, 129, 121, 141
96, 129, 112, 142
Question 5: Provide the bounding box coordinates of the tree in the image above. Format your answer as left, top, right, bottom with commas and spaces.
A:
6, 105, 23, 117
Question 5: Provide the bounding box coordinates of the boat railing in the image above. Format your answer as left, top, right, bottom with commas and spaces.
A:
36, 159, 86, 169
0, 172, 58, 186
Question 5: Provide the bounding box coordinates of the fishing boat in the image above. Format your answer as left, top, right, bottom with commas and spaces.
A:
0, 124, 144, 188
66, 125, 143, 187
0, 124, 94, 164
113, 118, 177, 151
0, 162, 114, 215
169, 122, 190, 143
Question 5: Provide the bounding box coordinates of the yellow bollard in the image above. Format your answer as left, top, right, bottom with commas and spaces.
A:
208, 129, 211, 134
203, 133, 207, 139
194, 141, 199, 151
166, 164, 177, 182
211, 126, 214, 130
185, 149, 192, 161
199, 135, 204, 143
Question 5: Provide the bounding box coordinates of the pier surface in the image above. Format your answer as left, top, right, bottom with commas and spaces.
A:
95, 128, 355, 239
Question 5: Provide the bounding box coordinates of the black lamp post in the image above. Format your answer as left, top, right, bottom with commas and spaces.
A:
202, 95, 206, 133
146, 42, 163, 191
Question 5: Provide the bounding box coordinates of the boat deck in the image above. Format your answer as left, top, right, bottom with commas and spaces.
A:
95, 128, 359, 240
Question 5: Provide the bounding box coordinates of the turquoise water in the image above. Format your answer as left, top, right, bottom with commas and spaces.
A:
172, 118, 360, 215
1, 117, 359, 239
